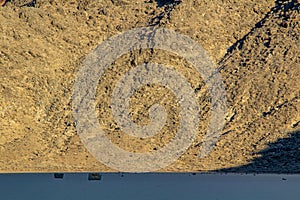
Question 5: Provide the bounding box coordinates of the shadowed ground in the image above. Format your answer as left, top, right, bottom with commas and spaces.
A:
216, 131, 300, 173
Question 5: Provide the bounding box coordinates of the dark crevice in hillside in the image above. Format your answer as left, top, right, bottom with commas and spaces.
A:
148, 0, 182, 26
219, 0, 299, 65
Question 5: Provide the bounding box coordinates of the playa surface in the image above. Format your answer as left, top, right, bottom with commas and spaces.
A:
0, 0, 299, 172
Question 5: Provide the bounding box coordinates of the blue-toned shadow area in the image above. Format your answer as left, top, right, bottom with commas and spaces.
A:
217, 131, 300, 173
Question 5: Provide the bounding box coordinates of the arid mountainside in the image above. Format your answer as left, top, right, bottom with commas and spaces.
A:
0, 0, 299, 172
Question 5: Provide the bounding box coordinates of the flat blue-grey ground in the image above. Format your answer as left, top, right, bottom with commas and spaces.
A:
0, 173, 300, 200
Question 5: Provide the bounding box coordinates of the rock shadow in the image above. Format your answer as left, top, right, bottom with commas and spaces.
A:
216, 130, 300, 173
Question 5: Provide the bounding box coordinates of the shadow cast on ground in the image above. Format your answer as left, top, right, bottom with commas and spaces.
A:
216, 130, 300, 173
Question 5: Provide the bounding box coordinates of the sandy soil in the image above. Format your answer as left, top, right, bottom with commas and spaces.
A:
0, 0, 299, 172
